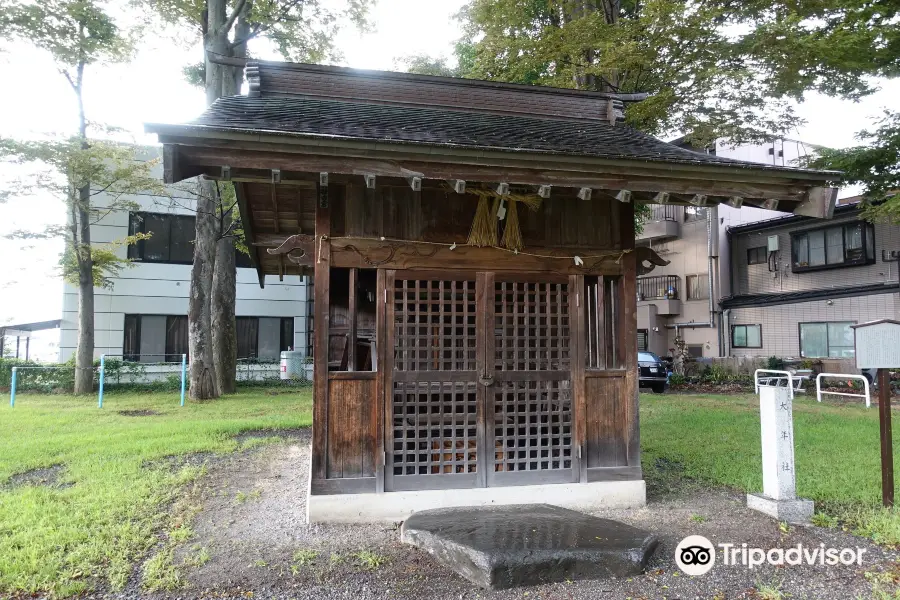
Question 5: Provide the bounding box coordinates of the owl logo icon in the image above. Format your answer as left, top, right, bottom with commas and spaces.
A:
675, 535, 716, 575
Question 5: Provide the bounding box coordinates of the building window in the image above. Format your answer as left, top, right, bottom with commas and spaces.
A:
129, 212, 255, 268
637, 329, 648, 352
747, 246, 767, 265
791, 222, 875, 272
165, 316, 188, 361
128, 212, 195, 264
732, 324, 762, 348
123, 315, 186, 362
686, 274, 710, 300
684, 206, 708, 222
799, 321, 856, 358
687, 344, 704, 358
236, 317, 260, 359
123, 315, 140, 361
280, 317, 294, 352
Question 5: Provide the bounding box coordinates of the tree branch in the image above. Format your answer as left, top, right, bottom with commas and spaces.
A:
228, 0, 306, 49
221, 0, 248, 36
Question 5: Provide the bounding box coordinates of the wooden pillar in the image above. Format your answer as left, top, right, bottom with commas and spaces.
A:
618, 201, 640, 468
312, 180, 332, 482
374, 269, 387, 493
571, 274, 587, 482
879, 368, 894, 507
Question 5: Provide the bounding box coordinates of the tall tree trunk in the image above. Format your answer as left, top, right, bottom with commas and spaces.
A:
212, 213, 237, 394
189, 0, 229, 400
210, 2, 250, 395
190, 178, 219, 399
74, 192, 95, 394
73, 59, 95, 395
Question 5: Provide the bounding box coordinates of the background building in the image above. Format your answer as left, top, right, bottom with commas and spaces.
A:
636, 138, 812, 358
724, 202, 900, 359
58, 150, 311, 365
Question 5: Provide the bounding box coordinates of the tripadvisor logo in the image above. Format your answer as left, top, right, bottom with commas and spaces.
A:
675, 536, 868, 575
675, 535, 716, 575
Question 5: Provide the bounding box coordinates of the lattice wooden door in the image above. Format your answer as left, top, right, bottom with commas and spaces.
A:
386, 274, 483, 491
385, 272, 577, 491
485, 275, 577, 486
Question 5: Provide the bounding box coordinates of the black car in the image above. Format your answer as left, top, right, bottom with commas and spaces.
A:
638, 351, 668, 393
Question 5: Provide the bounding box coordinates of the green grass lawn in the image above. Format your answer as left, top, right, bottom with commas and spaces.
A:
0, 388, 312, 596
1, 389, 897, 597
641, 392, 900, 542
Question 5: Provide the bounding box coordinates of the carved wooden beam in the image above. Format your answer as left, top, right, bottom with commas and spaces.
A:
635, 246, 670, 276
364, 174, 376, 189
256, 234, 627, 275
727, 196, 744, 208
537, 185, 552, 198
265, 233, 316, 267
616, 190, 632, 203
577, 187, 592, 201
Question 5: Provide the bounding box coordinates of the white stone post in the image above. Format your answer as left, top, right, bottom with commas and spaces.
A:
747, 385, 814, 523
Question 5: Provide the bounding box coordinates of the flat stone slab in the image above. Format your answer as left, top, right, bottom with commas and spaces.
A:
747, 493, 814, 525
401, 503, 658, 589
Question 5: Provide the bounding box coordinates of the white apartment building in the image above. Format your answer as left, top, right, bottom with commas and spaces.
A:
636, 138, 813, 358
58, 150, 310, 364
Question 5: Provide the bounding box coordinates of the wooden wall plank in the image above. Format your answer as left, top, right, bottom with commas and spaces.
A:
585, 377, 627, 467
326, 379, 375, 479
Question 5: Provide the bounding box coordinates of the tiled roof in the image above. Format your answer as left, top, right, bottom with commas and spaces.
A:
189, 95, 823, 173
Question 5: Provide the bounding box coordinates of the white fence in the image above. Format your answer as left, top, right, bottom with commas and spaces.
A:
816, 373, 871, 408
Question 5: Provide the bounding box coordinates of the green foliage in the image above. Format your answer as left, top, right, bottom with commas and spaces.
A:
0, 137, 167, 284
59, 232, 152, 289
766, 356, 786, 370
453, 0, 799, 143
668, 373, 686, 386
396, 54, 462, 77
142, 0, 373, 65
352, 550, 387, 570
811, 111, 900, 222
447, 0, 899, 147
0, 0, 135, 73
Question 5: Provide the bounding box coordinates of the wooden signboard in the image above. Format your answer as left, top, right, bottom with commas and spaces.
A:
852, 320, 900, 507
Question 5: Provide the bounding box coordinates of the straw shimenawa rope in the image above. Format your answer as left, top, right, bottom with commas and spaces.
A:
459, 186, 543, 251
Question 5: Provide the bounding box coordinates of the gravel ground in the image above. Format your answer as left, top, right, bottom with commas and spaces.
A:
100, 433, 898, 600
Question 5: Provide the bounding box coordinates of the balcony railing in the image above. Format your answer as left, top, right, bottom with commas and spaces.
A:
637, 275, 679, 301
647, 204, 678, 222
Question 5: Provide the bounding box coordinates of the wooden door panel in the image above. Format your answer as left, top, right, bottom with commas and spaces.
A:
486, 278, 577, 486
387, 276, 480, 491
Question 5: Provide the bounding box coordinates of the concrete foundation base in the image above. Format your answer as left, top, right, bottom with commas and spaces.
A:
307, 480, 646, 523
401, 504, 658, 589
747, 493, 814, 524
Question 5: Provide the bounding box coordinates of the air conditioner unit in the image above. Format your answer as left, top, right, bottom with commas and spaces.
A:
767, 235, 779, 252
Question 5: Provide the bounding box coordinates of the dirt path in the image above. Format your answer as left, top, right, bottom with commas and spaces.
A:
138, 434, 899, 600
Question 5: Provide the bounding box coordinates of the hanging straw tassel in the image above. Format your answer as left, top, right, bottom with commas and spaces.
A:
501, 197, 523, 251
467, 196, 498, 247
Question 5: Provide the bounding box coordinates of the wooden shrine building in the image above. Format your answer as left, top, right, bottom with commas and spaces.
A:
147, 61, 839, 522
